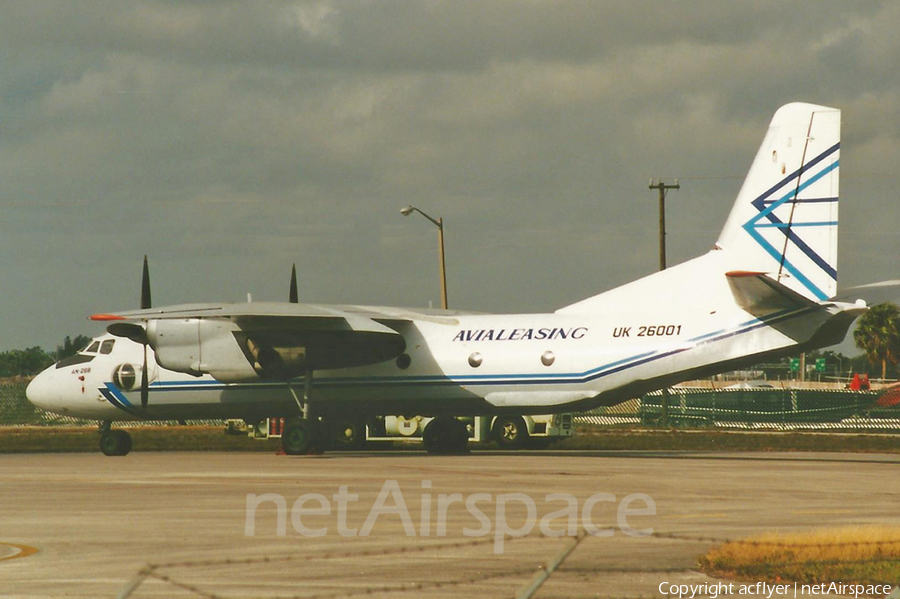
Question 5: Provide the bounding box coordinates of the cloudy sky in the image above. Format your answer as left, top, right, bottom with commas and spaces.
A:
1, 1, 898, 354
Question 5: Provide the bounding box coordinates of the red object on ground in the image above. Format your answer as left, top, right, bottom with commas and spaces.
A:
876, 383, 900, 407
849, 373, 870, 391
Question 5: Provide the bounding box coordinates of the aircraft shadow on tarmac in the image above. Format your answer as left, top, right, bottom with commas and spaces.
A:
289, 449, 900, 466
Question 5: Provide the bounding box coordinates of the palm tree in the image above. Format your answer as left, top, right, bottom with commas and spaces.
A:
854, 303, 900, 380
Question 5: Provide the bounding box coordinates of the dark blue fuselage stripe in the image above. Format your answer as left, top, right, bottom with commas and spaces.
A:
100, 306, 817, 409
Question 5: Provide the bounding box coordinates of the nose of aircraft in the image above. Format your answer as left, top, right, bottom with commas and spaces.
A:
26, 366, 64, 414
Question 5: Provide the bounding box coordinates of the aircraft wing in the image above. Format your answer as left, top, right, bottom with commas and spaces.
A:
92, 301, 468, 326
91, 301, 472, 378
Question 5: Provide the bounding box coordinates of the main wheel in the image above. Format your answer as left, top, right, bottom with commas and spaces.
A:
281, 418, 317, 455
423, 417, 469, 455
493, 416, 528, 449
328, 418, 366, 451
100, 430, 132, 456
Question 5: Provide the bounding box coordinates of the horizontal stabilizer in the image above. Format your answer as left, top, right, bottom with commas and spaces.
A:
726, 271, 817, 315
832, 280, 900, 305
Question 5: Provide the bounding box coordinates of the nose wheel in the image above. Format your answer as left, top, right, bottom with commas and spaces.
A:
100, 429, 132, 456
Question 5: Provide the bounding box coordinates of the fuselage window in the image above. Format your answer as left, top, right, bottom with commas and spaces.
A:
99, 340, 116, 355
85, 341, 101, 354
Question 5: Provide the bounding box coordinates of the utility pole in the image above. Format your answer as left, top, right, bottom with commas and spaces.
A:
649, 178, 680, 270
649, 178, 680, 428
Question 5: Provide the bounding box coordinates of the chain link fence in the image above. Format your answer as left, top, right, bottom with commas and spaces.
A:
0, 380, 59, 425
578, 388, 900, 431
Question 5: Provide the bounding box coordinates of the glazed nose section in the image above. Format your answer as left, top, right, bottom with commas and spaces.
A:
26, 367, 63, 414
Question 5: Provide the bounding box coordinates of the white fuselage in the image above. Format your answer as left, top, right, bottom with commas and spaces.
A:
26, 252, 860, 422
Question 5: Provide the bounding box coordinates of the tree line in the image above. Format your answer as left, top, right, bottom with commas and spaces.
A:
0, 335, 91, 378
854, 303, 900, 380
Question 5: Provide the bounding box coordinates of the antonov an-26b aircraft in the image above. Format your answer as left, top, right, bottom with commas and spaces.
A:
26, 103, 893, 456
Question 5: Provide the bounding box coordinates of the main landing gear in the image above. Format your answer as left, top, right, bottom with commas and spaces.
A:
422, 416, 469, 455
99, 421, 132, 456
281, 417, 319, 455
280, 416, 367, 454
492, 415, 529, 450
282, 370, 325, 455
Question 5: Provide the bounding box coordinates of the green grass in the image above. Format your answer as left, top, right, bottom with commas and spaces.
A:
1, 425, 899, 454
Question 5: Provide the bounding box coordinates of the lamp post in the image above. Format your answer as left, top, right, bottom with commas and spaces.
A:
400, 205, 448, 310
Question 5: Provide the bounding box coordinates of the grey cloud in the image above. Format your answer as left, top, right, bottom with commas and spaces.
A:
1, 1, 898, 351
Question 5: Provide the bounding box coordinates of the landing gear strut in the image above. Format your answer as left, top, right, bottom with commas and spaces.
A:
282, 370, 324, 455
99, 421, 132, 456
422, 417, 469, 455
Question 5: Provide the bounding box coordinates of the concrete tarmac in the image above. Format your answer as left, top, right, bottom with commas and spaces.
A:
1, 450, 898, 598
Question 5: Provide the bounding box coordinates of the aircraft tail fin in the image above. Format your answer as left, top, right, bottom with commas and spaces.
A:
716, 103, 840, 302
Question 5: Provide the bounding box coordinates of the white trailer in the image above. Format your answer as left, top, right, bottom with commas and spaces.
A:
239, 413, 573, 450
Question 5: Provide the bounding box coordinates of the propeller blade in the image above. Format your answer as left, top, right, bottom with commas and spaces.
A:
141, 340, 149, 409
141, 255, 152, 310
289, 264, 298, 304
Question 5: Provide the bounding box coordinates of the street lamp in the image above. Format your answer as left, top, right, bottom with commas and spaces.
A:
400, 205, 448, 310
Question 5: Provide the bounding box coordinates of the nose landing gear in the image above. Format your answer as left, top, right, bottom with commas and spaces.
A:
99, 421, 132, 456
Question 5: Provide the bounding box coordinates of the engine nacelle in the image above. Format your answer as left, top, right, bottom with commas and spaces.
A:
146, 319, 260, 382
140, 315, 403, 382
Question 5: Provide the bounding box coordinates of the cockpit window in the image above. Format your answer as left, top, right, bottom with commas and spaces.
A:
56, 338, 106, 368
55, 354, 95, 369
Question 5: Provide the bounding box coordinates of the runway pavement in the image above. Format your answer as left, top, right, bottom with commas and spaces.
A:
1, 450, 898, 598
